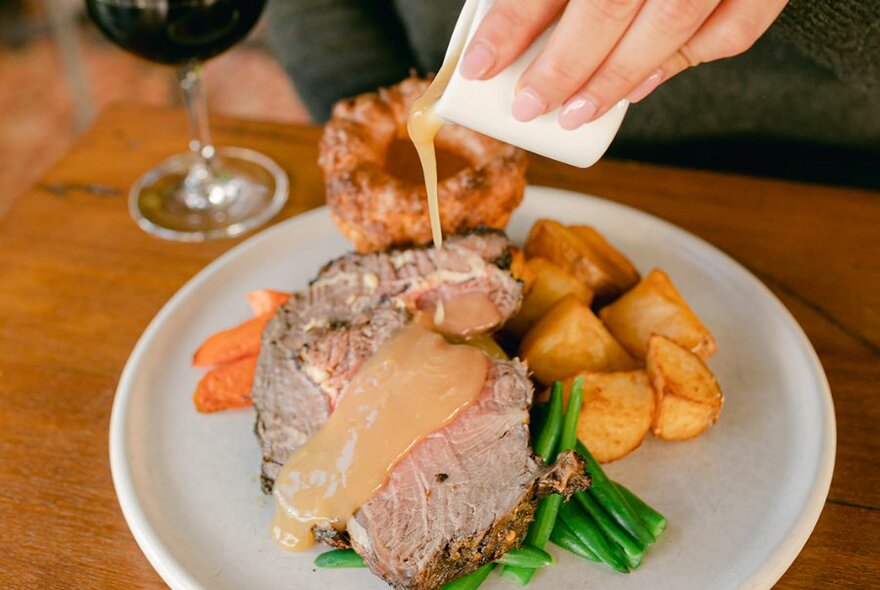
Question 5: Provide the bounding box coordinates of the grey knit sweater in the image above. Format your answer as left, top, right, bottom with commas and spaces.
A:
265, 0, 879, 187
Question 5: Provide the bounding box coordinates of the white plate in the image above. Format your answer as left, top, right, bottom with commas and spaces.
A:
110, 187, 835, 590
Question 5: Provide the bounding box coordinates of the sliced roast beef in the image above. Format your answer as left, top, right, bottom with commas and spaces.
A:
254, 301, 407, 490
253, 230, 591, 589
252, 230, 523, 491
347, 358, 589, 590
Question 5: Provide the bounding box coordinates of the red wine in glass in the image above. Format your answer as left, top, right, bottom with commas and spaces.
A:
86, 0, 287, 241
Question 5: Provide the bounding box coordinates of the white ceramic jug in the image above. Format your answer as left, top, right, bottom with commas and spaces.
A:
435, 0, 628, 168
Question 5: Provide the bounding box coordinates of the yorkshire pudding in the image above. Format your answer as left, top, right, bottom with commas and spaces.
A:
318, 77, 527, 253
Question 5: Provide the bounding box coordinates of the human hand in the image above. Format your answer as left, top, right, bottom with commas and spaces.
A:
459, 0, 788, 129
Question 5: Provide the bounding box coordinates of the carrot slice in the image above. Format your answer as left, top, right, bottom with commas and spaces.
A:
192, 312, 273, 367
246, 289, 290, 316
193, 356, 258, 413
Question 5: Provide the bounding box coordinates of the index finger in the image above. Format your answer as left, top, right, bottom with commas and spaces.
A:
459, 0, 567, 80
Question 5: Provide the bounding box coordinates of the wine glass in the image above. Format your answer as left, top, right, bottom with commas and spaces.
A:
86, 0, 288, 241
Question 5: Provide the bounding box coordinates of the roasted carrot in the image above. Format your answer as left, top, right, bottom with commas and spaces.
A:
246, 289, 290, 316
192, 312, 273, 367
193, 355, 259, 413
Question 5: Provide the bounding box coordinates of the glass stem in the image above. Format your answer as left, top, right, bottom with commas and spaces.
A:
177, 61, 223, 210
178, 61, 215, 162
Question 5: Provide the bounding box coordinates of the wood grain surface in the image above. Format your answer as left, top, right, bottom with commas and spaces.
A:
0, 105, 877, 589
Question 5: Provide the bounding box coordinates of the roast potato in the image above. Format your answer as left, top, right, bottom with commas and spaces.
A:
646, 334, 723, 440
599, 269, 716, 360
505, 257, 594, 338
524, 219, 640, 299
556, 371, 656, 463
519, 295, 638, 385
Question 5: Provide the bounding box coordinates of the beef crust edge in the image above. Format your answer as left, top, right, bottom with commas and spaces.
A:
341, 450, 589, 590
387, 450, 589, 590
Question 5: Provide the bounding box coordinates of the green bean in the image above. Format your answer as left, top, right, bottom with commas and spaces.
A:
615, 483, 668, 539
443, 547, 548, 590
574, 491, 644, 569
530, 496, 566, 549
315, 545, 556, 573
500, 496, 562, 585
314, 549, 366, 568
494, 546, 554, 568
498, 384, 564, 585
576, 440, 655, 547
530, 402, 547, 442
523, 383, 571, 550
558, 501, 629, 574
525, 380, 577, 548
558, 376, 584, 453
501, 378, 585, 585
550, 519, 599, 562
533, 383, 563, 461
441, 563, 495, 590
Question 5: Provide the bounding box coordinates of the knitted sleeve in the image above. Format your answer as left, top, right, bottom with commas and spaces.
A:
772, 0, 880, 94
264, 0, 416, 122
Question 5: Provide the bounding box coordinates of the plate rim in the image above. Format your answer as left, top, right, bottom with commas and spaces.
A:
109, 188, 836, 590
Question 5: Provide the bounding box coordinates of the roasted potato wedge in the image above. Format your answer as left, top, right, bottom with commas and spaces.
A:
557, 371, 655, 463
524, 219, 639, 299
519, 295, 638, 385
647, 334, 723, 440
505, 257, 594, 338
600, 269, 716, 360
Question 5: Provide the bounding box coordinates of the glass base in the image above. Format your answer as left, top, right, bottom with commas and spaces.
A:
129, 146, 288, 241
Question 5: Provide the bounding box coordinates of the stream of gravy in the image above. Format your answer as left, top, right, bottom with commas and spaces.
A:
407, 64, 459, 251
271, 324, 488, 551
407, 22, 472, 327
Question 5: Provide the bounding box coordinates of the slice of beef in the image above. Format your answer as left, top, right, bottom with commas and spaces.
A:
252, 230, 523, 492
346, 358, 589, 590
314, 227, 519, 319
254, 301, 407, 490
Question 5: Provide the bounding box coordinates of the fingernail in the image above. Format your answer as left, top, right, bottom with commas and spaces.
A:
460, 41, 495, 79
627, 69, 664, 103
559, 96, 599, 130
511, 88, 546, 122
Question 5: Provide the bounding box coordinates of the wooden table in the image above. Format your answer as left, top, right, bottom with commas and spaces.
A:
0, 105, 877, 589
